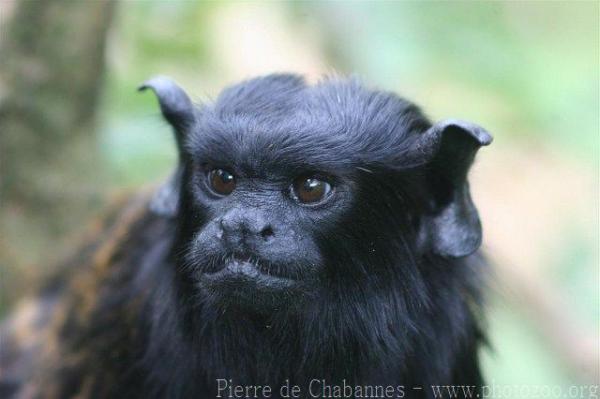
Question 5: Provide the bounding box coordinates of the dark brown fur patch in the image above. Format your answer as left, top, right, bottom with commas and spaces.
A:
1, 192, 154, 398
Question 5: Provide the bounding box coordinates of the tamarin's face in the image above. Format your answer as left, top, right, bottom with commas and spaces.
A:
141, 74, 491, 312
183, 118, 358, 310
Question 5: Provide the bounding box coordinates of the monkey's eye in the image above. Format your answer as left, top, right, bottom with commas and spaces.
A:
291, 176, 333, 205
207, 169, 236, 196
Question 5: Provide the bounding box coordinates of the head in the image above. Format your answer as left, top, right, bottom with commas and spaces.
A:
140, 74, 491, 314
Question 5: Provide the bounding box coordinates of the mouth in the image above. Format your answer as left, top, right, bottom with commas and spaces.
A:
195, 253, 320, 310
200, 254, 296, 289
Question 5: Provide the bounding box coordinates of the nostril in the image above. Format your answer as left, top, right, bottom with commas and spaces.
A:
260, 226, 274, 240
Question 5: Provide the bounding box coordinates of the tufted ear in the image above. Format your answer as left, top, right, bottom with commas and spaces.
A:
139, 76, 195, 217
138, 76, 196, 150
416, 119, 492, 258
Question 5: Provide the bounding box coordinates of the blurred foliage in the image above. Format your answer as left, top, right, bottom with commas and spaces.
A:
549, 225, 599, 327
297, 2, 599, 159
481, 297, 575, 387
99, 1, 598, 188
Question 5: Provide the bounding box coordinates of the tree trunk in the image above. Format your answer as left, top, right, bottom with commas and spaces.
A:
0, 0, 116, 310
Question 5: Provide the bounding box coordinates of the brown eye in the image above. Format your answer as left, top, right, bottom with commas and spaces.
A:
207, 169, 236, 196
292, 176, 332, 204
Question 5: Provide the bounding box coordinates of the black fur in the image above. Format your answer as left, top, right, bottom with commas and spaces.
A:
0, 74, 491, 399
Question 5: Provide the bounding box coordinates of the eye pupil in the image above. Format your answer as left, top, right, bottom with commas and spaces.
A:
293, 176, 332, 204
208, 169, 236, 196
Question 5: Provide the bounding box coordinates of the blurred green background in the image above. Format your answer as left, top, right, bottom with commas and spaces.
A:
0, 1, 598, 395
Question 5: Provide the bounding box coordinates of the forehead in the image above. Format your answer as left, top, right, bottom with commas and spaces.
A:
185, 75, 429, 176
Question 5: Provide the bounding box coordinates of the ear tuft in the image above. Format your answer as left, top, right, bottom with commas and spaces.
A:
417, 119, 492, 258
140, 76, 194, 218
139, 76, 195, 135
432, 119, 493, 147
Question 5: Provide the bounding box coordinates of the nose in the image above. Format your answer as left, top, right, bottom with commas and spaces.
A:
219, 210, 275, 246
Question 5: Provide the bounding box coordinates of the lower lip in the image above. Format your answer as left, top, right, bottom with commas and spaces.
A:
201, 259, 296, 288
